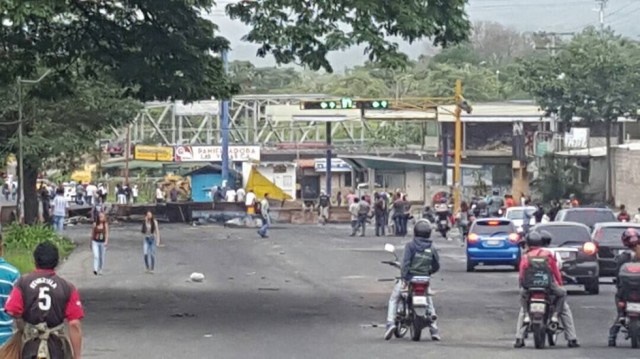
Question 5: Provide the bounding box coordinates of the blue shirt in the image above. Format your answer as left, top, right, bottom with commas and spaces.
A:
0, 258, 20, 344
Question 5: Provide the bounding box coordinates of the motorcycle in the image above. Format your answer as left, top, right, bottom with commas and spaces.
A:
434, 203, 450, 238
523, 287, 564, 349
381, 244, 437, 341
618, 299, 640, 348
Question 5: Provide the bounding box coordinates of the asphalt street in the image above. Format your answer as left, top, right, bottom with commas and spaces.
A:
56, 223, 639, 359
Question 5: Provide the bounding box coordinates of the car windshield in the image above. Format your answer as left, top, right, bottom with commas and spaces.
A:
473, 221, 513, 235
561, 210, 616, 228
507, 208, 536, 220
595, 226, 640, 245
535, 225, 591, 245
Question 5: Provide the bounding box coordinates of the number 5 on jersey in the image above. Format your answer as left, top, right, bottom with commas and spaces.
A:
38, 287, 52, 311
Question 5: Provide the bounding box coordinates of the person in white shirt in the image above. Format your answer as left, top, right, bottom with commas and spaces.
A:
85, 183, 97, 206
225, 188, 237, 202
245, 189, 256, 211
155, 186, 165, 204
51, 187, 68, 232
132, 185, 139, 204
236, 188, 246, 203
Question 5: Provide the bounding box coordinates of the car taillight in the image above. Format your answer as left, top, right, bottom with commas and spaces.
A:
508, 233, 519, 243
412, 283, 428, 296
468, 233, 479, 243
583, 242, 598, 255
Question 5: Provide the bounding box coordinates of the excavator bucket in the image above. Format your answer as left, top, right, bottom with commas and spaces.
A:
245, 167, 292, 201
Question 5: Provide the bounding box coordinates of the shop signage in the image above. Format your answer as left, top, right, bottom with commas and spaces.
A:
174, 146, 261, 162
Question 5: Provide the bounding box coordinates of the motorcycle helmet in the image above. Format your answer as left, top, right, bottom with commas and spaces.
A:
414, 219, 432, 238
621, 228, 640, 249
525, 231, 545, 248
539, 230, 553, 247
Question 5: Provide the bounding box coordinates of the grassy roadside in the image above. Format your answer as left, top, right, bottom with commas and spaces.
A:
2, 224, 76, 274
5, 246, 74, 274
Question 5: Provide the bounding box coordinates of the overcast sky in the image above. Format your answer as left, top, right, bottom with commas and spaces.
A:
205, 0, 640, 69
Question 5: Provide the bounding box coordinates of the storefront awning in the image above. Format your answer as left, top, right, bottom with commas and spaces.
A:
339, 155, 482, 171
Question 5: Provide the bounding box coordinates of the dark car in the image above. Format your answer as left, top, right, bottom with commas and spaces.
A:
592, 222, 640, 277
530, 222, 600, 295
554, 207, 616, 231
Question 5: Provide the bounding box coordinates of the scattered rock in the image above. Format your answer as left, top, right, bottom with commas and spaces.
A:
228, 277, 234, 280
203, 334, 213, 338
171, 312, 196, 318
190, 272, 205, 282
246, 272, 256, 276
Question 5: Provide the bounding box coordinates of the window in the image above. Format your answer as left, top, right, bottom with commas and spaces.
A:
533, 225, 591, 245
344, 173, 352, 187
472, 220, 514, 235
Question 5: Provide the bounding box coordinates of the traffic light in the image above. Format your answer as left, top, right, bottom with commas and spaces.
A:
300, 97, 390, 110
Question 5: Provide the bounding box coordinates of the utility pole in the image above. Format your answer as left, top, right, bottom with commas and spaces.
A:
453, 80, 463, 213
220, 50, 230, 185
124, 124, 131, 185
534, 32, 575, 56
597, 0, 608, 33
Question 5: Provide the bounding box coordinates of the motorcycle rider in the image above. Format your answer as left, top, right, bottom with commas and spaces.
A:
514, 231, 580, 348
487, 189, 504, 217
385, 219, 441, 341
608, 228, 640, 346
617, 204, 631, 222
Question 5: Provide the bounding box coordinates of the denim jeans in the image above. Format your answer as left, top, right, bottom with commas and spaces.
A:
52, 215, 65, 232
259, 214, 271, 236
375, 215, 385, 236
387, 281, 439, 335
144, 236, 157, 270
92, 241, 106, 273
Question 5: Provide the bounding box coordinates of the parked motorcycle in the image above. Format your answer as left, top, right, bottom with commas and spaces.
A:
523, 287, 564, 349
381, 244, 437, 341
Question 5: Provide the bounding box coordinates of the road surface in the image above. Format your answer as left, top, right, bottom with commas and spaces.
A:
57, 223, 637, 359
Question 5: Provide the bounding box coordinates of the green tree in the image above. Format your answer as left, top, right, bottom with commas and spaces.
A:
516, 28, 640, 203
0, 1, 235, 223
226, 0, 471, 72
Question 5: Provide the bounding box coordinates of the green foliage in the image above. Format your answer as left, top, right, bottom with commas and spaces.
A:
534, 156, 584, 204
226, 0, 471, 72
3, 223, 75, 253
516, 28, 640, 124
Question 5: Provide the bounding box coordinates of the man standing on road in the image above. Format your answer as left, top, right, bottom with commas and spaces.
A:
318, 190, 330, 225
236, 187, 245, 204
374, 193, 386, 237
4, 242, 84, 359
155, 185, 165, 204
51, 188, 68, 233
0, 230, 20, 346
257, 193, 271, 238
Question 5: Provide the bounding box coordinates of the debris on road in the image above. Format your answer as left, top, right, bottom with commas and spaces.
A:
171, 313, 196, 318
190, 272, 205, 282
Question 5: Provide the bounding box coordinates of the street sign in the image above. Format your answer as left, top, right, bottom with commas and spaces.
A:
300, 98, 390, 110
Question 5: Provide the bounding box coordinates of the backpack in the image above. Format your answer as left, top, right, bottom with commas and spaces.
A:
522, 253, 552, 289
618, 262, 640, 301
409, 248, 434, 276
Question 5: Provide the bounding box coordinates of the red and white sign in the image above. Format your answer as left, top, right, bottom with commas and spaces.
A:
174, 146, 261, 162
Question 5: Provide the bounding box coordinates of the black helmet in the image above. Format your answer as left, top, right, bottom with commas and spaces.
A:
525, 231, 545, 247
414, 219, 432, 238
539, 230, 553, 247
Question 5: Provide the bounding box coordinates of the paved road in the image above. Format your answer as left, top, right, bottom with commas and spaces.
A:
58, 223, 638, 359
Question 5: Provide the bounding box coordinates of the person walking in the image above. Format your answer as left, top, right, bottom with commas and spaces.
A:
4, 242, 84, 359
142, 211, 160, 273
117, 183, 127, 204
132, 184, 139, 204
155, 185, 165, 204
374, 193, 386, 237
40, 184, 52, 225
91, 212, 109, 276
318, 190, 330, 225
0, 231, 20, 346
336, 190, 342, 207
51, 187, 68, 233
258, 193, 271, 238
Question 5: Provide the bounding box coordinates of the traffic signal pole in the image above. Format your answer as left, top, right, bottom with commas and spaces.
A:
453, 80, 463, 213
221, 50, 230, 184
326, 122, 332, 197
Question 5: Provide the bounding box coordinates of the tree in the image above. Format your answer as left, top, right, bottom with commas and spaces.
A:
226, 0, 471, 72
517, 28, 640, 204
0, 1, 236, 223
470, 22, 534, 66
